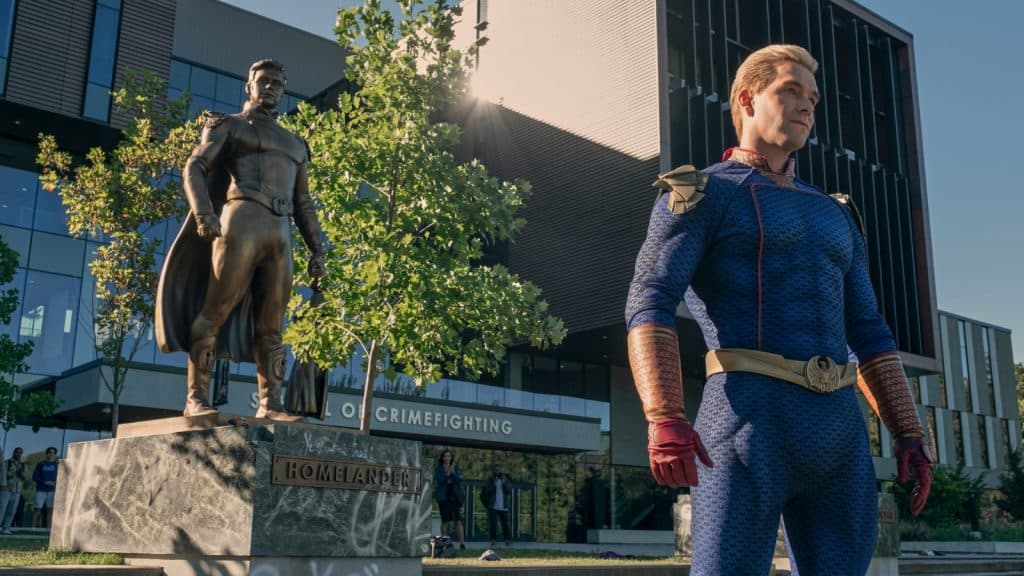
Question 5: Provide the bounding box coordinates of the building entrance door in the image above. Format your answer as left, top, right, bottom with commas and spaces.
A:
463, 479, 536, 542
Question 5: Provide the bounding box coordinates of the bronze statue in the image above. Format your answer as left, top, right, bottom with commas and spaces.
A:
155, 59, 324, 421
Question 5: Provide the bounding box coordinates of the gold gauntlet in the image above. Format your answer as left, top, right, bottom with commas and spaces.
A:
856, 352, 923, 438
627, 323, 685, 422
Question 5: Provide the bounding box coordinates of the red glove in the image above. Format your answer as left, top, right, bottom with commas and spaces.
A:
648, 417, 713, 488
895, 436, 932, 517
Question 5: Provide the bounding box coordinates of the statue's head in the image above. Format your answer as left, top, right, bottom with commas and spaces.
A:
245, 59, 288, 110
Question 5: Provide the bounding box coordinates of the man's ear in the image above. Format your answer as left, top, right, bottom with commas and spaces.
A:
738, 89, 754, 116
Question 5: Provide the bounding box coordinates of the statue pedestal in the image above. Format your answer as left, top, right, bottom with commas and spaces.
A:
673, 493, 900, 575
51, 417, 432, 576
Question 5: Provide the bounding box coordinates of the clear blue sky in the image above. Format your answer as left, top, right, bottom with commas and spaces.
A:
223, 0, 1022, 363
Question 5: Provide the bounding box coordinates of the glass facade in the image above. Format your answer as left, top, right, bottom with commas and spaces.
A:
976, 414, 989, 469
83, 0, 122, 122
168, 59, 305, 118
0, 165, 36, 228
958, 319, 972, 411
1001, 419, 1011, 470
926, 406, 939, 464
938, 372, 947, 408
952, 411, 964, 466
858, 392, 882, 456
982, 326, 995, 414
421, 443, 677, 543
0, 0, 14, 97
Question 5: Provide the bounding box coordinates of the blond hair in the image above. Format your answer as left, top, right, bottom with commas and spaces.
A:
729, 44, 818, 140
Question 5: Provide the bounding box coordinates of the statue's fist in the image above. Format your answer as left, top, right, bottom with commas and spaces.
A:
308, 253, 325, 278
194, 212, 222, 240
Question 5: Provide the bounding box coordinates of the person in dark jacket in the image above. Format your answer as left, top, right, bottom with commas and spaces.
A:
480, 464, 512, 546
433, 449, 465, 549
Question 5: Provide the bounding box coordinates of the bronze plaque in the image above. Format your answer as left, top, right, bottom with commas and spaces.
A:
271, 454, 422, 494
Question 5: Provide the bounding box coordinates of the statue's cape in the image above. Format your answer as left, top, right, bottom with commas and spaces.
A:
154, 158, 255, 362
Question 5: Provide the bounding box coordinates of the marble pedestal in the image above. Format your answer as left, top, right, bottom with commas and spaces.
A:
51, 418, 433, 576
673, 493, 899, 575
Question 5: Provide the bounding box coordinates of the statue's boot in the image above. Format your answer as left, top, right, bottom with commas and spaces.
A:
255, 342, 303, 422
184, 336, 219, 417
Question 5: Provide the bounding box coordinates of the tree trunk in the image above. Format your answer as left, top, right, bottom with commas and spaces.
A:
359, 340, 380, 434
110, 394, 120, 438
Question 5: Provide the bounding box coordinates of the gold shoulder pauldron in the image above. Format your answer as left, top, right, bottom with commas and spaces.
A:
652, 164, 708, 215
830, 192, 866, 237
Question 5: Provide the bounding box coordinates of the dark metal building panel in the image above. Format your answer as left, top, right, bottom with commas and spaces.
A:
993, 329, 1018, 421
469, 102, 662, 334
109, 0, 177, 129
5, 0, 93, 117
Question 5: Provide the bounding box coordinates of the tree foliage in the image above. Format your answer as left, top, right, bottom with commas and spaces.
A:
283, 0, 565, 429
997, 447, 1024, 521
1015, 362, 1023, 426
893, 461, 986, 527
0, 240, 58, 431
37, 70, 201, 435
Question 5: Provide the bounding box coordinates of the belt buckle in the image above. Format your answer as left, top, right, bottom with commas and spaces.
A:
271, 197, 291, 216
804, 355, 840, 393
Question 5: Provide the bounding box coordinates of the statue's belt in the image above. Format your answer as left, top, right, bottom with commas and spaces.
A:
226, 188, 293, 217
705, 348, 857, 394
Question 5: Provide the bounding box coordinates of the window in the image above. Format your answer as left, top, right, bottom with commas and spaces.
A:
0, 165, 37, 228
1001, 419, 1011, 470
926, 407, 939, 464
938, 373, 948, 408
976, 415, 989, 468
858, 393, 881, 456
981, 327, 995, 414
169, 59, 306, 118
909, 376, 921, 403
0, 266, 25, 341
33, 183, 69, 235
0, 0, 15, 97
952, 411, 964, 466
19, 271, 80, 375
958, 320, 972, 411
83, 0, 122, 121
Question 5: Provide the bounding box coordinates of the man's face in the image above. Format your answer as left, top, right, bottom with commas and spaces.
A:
744, 61, 818, 153
12, 448, 21, 460
247, 68, 285, 109
46, 449, 57, 461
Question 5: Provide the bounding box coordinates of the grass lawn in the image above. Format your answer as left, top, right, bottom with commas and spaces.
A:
422, 547, 686, 567
0, 536, 683, 569
0, 536, 123, 567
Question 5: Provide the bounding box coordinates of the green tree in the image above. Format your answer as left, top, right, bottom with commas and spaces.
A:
37, 71, 201, 436
283, 0, 565, 432
997, 447, 1024, 521
0, 240, 58, 430
893, 461, 986, 528
1015, 362, 1023, 426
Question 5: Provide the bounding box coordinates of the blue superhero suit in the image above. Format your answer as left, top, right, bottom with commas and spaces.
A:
625, 157, 896, 575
